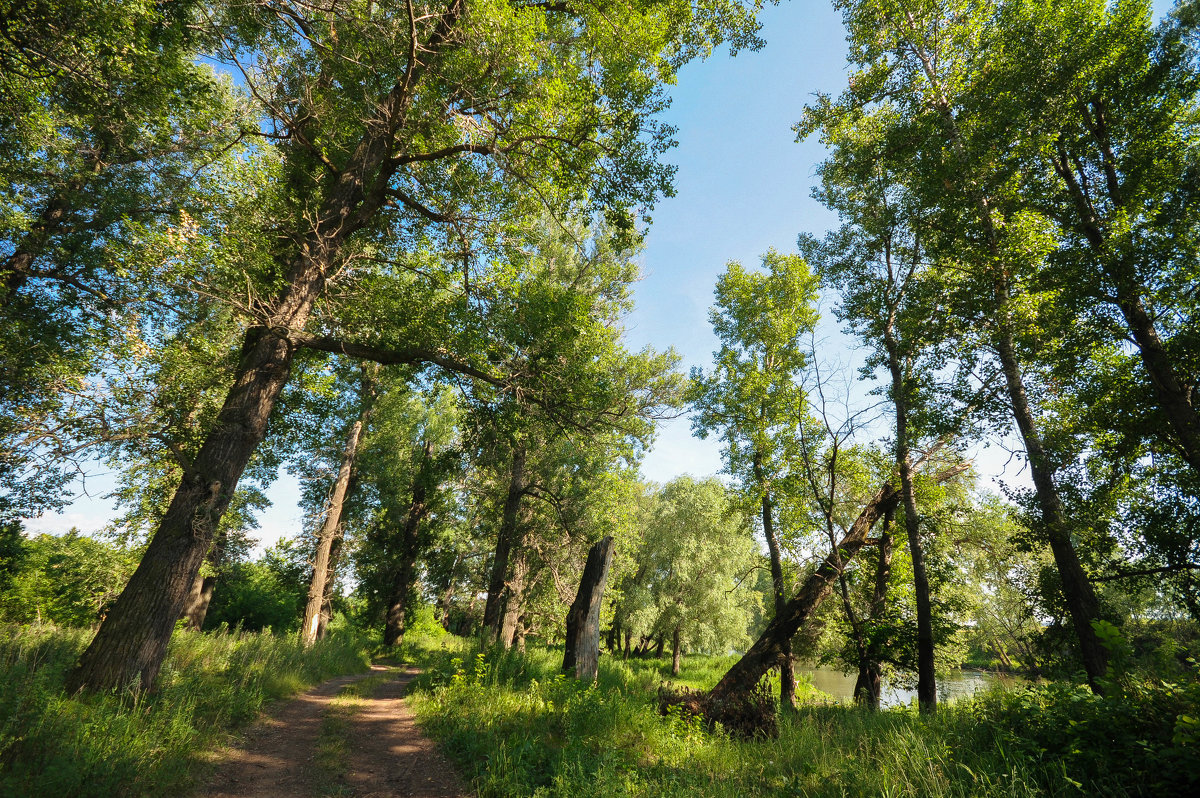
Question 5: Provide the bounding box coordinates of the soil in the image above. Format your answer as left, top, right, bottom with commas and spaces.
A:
202, 665, 470, 798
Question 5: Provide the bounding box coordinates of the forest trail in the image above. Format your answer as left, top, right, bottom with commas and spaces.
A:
202, 665, 470, 798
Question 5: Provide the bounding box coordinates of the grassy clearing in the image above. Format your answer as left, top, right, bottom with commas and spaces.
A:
0, 621, 372, 797
312, 668, 398, 796
403, 637, 1198, 798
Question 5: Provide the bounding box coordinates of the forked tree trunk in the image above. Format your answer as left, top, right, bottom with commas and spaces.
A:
316, 535, 343, 640
710, 462, 969, 705
179, 574, 217, 631
754, 454, 796, 711
302, 408, 367, 646
484, 443, 526, 641
563, 536, 614, 680
383, 441, 433, 647
854, 507, 894, 710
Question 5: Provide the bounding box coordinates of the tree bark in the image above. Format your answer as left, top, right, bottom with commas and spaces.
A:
179, 574, 216, 632
302, 408, 367, 646
754, 453, 796, 711
993, 296, 1108, 691
383, 441, 433, 647
671, 625, 682, 676
563, 536, 614, 680
316, 534, 343, 640
68, 320, 318, 692
883, 327, 936, 713
484, 442, 526, 642
710, 462, 969, 705
498, 546, 528, 648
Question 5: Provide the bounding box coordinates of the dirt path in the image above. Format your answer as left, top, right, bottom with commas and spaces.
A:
203, 665, 471, 798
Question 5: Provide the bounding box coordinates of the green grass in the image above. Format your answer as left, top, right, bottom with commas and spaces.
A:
0, 621, 372, 797
403, 637, 1199, 798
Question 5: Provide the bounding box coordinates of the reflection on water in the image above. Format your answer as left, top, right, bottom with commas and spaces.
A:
795, 666, 1020, 708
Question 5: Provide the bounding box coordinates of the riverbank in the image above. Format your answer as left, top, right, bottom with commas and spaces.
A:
403, 636, 1199, 797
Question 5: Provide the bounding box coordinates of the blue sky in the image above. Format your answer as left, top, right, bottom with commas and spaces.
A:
26, 0, 1178, 547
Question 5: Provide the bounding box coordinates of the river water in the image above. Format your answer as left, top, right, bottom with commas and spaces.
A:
796, 667, 1019, 708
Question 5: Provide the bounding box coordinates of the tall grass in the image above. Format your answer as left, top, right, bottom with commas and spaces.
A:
0, 621, 371, 797
405, 638, 1191, 797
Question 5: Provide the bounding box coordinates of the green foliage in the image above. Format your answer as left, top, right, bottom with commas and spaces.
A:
0, 622, 371, 797
0, 532, 136, 627
616, 476, 761, 656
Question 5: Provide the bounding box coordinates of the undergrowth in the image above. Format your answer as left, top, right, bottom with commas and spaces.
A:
0, 621, 372, 797
404, 637, 1199, 798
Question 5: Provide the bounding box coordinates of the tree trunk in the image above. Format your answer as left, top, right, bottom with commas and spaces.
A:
302, 407, 367, 646
179, 574, 216, 631
484, 443, 526, 641
883, 328, 936, 713
854, 508, 894, 710
563, 536, 614, 681
993, 294, 1108, 691
63, 5, 470, 691
754, 453, 796, 711
383, 441, 434, 647
671, 625, 682, 676
710, 462, 969, 705
317, 534, 343, 640
68, 316, 320, 692
498, 546, 528, 648
623, 629, 631, 659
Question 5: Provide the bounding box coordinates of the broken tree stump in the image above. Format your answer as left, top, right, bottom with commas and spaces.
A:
563, 536, 615, 681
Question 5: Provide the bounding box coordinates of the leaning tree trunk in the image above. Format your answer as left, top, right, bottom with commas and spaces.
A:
484, 443, 526, 641
67, 308, 324, 692
383, 442, 433, 647
563, 536, 615, 681
754, 454, 796, 711
1053, 138, 1200, 475
854, 507, 894, 710
302, 406, 368, 646
316, 534, 343, 640
993, 289, 1108, 691
710, 462, 970, 706
883, 328, 936, 713
64, 4, 470, 692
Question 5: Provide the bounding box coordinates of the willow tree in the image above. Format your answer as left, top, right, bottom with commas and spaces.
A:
69, 0, 761, 692
690, 250, 820, 710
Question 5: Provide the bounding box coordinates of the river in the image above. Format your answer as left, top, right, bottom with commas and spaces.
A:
795, 666, 1020, 708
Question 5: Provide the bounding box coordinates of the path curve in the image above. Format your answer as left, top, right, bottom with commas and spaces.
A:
203, 665, 470, 798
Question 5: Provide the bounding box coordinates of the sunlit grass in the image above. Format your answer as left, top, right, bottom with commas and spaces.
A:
405, 637, 1169, 798
0, 621, 372, 797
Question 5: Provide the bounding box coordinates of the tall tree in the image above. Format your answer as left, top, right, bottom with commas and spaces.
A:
801, 0, 1110, 690
690, 250, 820, 710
